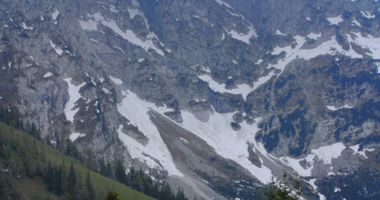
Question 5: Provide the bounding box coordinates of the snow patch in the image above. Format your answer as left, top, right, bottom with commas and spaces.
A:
311, 142, 346, 165
43, 72, 53, 78
109, 75, 123, 85
180, 137, 189, 144
198, 74, 253, 100
307, 32, 321, 40
349, 144, 375, 159
69, 133, 86, 142
226, 26, 256, 44
327, 15, 343, 25
127, 7, 140, 19
79, 13, 164, 55
352, 19, 362, 27
270, 35, 361, 79
276, 30, 287, 36
174, 111, 273, 184
327, 104, 354, 111
49, 40, 63, 56
360, 10, 375, 19
334, 187, 342, 192
347, 32, 380, 59
281, 142, 347, 177
51, 8, 59, 24
117, 90, 183, 177
63, 78, 86, 122
20, 22, 33, 31
79, 19, 98, 31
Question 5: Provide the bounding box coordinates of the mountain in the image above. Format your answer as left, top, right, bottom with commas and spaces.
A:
0, 0, 379, 199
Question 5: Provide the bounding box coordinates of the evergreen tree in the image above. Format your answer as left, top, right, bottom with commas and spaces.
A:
106, 162, 113, 178
45, 162, 54, 192
85, 171, 96, 200
68, 163, 78, 200
55, 165, 64, 195
176, 188, 187, 200
106, 192, 120, 200
99, 159, 107, 176
114, 161, 127, 184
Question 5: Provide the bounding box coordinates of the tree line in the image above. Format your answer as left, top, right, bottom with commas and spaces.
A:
0, 106, 187, 200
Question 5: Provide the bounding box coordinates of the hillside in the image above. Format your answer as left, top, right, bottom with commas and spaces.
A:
0, 122, 155, 200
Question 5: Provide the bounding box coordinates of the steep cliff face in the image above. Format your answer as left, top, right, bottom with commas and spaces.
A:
1, 0, 379, 199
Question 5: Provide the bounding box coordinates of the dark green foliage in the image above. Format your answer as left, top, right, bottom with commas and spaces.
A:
98, 159, 187, 200
68, 163, 78, 200
107, 192, 120, 200
65, 139, 81, 160
114, 161, 128, 184
85, 171, 96, 200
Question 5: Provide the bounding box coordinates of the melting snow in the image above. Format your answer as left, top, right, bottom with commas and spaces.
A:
20, 22, 33, 30
109, 75, 123, 85
349, 144, 375, 159
226, 26, 256, 44
360, 10, 375, 19
52, 8, 59, 24
347, 32, 380, 59
43, 72, 53, 78
127, 7, 140, 19
198, 74, 253, 100
276, 30, 287, 36
79, 13, 164, 55
214, 0, 234, 9
307, 32, 321, 40
327, 15, 343, 25
352, 19, 362, 27
117, 90, 183, 177
270, 35, 361, 79
214, 0, 241, 17
69, 133, 86, 142
281, 142, 347, 177
175, 111, 273, 184
334, 187, 342, 192
327, 104, 354, 111
318, 193, 327, 200
63, 78, 86, 122
102, 88, 111, 94
49, 40, 63, 56
179, 137, 189, 144
79, 19, 98, 31
311, 142, 346, 165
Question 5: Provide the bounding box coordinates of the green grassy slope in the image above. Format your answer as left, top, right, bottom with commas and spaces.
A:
0, 123, 155, 200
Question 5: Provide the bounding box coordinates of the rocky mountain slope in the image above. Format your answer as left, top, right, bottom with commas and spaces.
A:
0, 0, 379, 199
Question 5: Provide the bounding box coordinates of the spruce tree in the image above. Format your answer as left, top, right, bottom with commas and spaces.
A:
68, 163, 78, 200
114, 161, 127, 184
85, 171, 96, 200
106, 192, 120, 200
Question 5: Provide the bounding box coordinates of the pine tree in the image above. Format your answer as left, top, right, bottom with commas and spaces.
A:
106, 162, 113, 178
45, 162, 54, 192
68, 163, 78, 200
85, 171, 96, 200
99, 159, 107, 176
114, 161, 127, 184
106, 192, 120, 200
176, 188, 186, 200
55, 165, 64, 195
